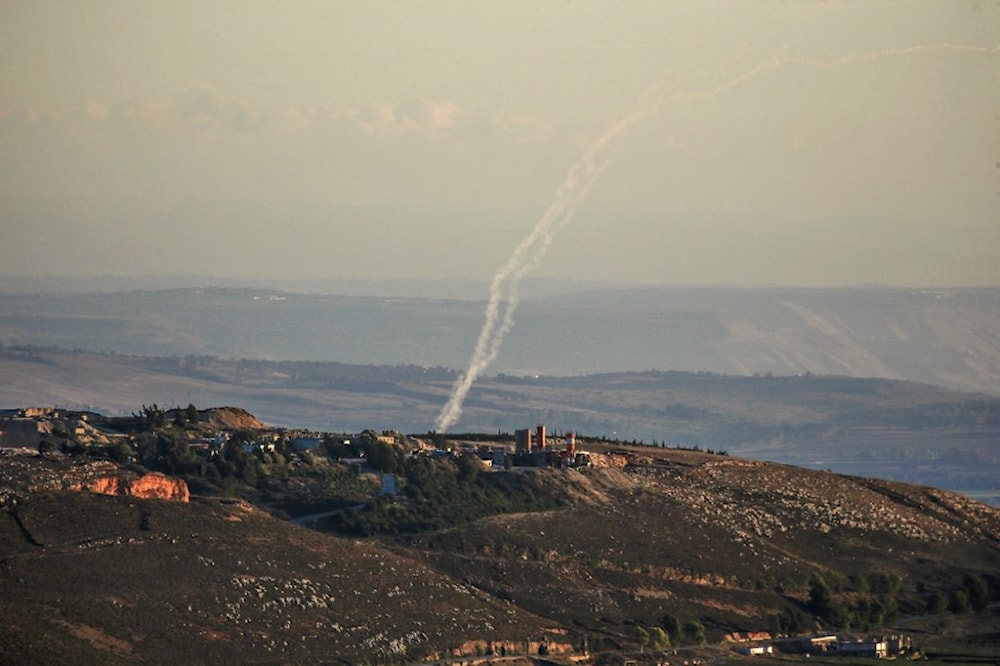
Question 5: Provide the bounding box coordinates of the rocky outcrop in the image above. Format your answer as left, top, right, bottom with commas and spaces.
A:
444, 638, 575, 658
198, 407, 266, 431
80, 472, 189, 502
127, 473, 189, 501
1, 455, 190, 505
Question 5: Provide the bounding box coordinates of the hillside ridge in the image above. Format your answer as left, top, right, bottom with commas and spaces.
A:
3, 349, 998, 504
2, 285, 998, 394
2, 405, 999, 663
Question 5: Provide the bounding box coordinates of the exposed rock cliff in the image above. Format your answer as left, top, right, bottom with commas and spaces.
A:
0, 455, 189, 505
79, 472, 189, 502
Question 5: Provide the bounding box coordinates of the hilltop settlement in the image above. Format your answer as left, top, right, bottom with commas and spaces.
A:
2, 405, 999, 664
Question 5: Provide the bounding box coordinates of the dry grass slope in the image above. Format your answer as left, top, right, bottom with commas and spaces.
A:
2, 437, 999, 663
0, 456, 552, 664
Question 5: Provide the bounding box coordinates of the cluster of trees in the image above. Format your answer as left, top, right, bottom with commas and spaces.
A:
635, 616, 706, 650
776, 570, 994, 636
321, 436, 404, 474
323, 454, 561, 537
111, 403, 199, 433
805, 571, 903, 631
587, 615, 707, 654
131, 404, 168, 431
924, 575, 990, 615
767, 572, 904, 636
148, 429, 282, 494
772, 605, 809, 636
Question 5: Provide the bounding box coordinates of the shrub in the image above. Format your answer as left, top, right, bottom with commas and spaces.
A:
949, 589, 970, 614
683, 620, 706, 645
926, 591, 948, 614
965, 575, 989, 612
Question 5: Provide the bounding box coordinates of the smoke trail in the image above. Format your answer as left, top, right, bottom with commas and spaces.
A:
433, 88, 664, 432
433, 42, 999, 433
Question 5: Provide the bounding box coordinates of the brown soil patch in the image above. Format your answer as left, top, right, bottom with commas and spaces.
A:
198, 407, 266, 430
52, 619, 135, 658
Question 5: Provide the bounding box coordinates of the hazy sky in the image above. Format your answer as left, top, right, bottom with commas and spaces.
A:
2, 1, 999, 286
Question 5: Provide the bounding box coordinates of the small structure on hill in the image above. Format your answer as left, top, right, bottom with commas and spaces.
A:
773, 633, 913, 659
511, 426, 588, 468
836, 638, 888, 659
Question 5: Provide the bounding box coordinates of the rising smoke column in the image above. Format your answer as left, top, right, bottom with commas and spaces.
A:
433, 88, 664, 433
434, 89, 662, 432
433, 42, 999, 433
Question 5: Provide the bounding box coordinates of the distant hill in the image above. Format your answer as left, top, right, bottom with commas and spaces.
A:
1, 285, 998, 396
1, 349, 998, 504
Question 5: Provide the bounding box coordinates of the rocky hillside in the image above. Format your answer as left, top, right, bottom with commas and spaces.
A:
0, 455, 189, 504
2, 431, 999, 663
0, 455, 555, 664
392, 445, 1000, 652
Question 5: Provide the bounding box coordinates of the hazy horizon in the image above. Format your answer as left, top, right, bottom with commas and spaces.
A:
5, 272, 1000, 296
3, 2, 999, 288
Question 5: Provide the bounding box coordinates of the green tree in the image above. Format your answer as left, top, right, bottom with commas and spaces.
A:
363, 440, 402, 473
155, 431, 193, 474
661, 614, 682, 646
867, 598, 886, 628
949, 589, 970, 614
849, 598, 871, 631
138, 404, 167, 430
220, 475, 239, 497
636, 625, 649, 649
965, 576, 989, 612
222, 440, 249, 466
455, 452, 482, 480
648, 626, 670, 650
847, 572, 869, 593
869, 571, 903, 595
807, 575, 837, 621
107, 440, 134, 464
926, 591, 949, 614
240, 456, 262, 487
683, 620, 706, 645
878, 593, 899, 625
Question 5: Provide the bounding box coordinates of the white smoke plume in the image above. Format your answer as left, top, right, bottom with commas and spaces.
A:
433, 42, 999, 433
432, 88, 664, 433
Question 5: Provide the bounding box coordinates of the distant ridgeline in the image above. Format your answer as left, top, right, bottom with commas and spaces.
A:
1, 285, 998, 394
2, 345, 998, 503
